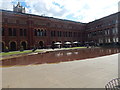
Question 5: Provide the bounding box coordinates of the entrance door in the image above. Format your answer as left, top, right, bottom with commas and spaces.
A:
21, 41, 27, 50
2, 42, 4, 52
10, 42, 16, 51
39, 41, 44, 49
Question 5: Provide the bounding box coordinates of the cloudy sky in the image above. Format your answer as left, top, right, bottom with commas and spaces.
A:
0, 0, 119, 23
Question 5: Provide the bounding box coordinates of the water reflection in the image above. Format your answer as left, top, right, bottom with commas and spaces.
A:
1, 48, 120, 67
66, 52, 72, 56
55, 52, 63, 57
74, 52, 78, 55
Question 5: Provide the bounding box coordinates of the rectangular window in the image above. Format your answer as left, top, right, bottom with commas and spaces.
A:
20, 29, 27, 36
8, 28, 12, 36
71, 32, 73, 37
1, 27, 4, 36
13, 28, 16, 36
68, 32, 70, 37
0, 27, 2, 36
107, 30, 110, 35
105, 38, 108, 43
24, 29, 27, 36
65, 32, 67, 37
63, 32, 65, 37
115, 28, 118, 34
99, 38, 103, 43
108, 38, 111, 43
59, 31, 62, 37
57, 31, 60, 37
73, 32, 75, 37
116, 37, 119, 42
112, 28, 117, 35
20, 29, 23, 36
51, 31, 53, 37
105, 30, 107, 35
54, 31, 55, 37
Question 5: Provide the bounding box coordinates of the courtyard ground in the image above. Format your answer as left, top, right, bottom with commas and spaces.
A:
1, 53, 119, 88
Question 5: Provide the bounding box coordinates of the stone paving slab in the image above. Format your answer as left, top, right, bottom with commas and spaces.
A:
1, 53, 119, 88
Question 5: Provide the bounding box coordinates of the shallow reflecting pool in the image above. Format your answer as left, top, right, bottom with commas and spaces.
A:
1, 48, 120, 67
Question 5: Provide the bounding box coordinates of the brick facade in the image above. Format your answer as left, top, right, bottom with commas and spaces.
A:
0, 10, 120, 51
86, 12, 120, 46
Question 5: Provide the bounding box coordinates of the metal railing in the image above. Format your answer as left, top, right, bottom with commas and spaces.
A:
105, 78, 120, 90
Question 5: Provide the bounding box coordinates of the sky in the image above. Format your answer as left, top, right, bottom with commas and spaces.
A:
0, 0, 119, 23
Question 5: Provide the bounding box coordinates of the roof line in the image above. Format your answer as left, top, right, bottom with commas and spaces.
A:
0, 9, 85, 24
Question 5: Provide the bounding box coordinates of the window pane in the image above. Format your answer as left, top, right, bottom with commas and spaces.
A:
2, 27, 4, 36
9, 28, 12, 36
20, 29, 23, 36
13, 28, 16, 36
34, 29, 37, 36
44, 30, 46, 36
24, 29, 27, 36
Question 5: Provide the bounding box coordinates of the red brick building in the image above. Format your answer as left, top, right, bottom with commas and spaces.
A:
0, 3, 120, 51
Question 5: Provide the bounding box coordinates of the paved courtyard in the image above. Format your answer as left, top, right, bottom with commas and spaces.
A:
1, 53, 119, 88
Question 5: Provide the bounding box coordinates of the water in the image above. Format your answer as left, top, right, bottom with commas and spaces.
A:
1, 48, 120, 67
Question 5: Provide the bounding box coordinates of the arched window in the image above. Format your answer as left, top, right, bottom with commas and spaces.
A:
38, 29, 40, 36
34, 29, 37, 36
41, 30, 43, 36
44, 30, 47, 36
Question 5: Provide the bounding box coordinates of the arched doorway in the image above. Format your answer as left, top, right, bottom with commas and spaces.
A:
2, 42, 5, 52
39, 41, 44, 49
10, 41, 16, 51
51, 41, 55, 49
21, 41, 27, 50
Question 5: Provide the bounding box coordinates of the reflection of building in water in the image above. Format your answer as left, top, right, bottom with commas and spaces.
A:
1, 2, 120, 51
1, 48, 120, 67
55, 52, 63, 57
66, 52, 72, 56
74, 52, 78, 55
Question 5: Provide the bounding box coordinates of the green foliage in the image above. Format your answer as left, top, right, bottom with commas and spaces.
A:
1, 50, 42, 56
63, 47, 86, 49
